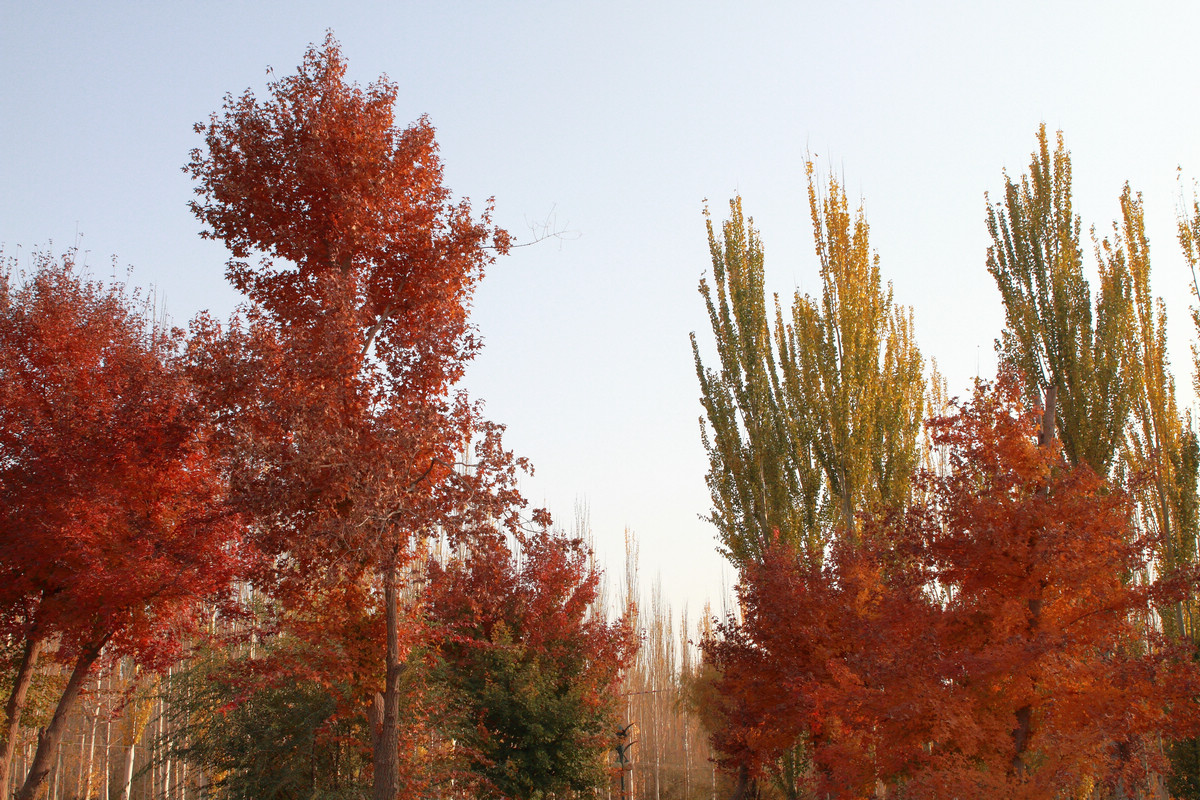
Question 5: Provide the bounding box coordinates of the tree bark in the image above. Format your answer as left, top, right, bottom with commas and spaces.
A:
730, 764, 758, 800
116, 742, 135, 800
15, 639, 105, 800
82, 679, 99, 800
371, 560, 401, 800
0, 633, 44, 794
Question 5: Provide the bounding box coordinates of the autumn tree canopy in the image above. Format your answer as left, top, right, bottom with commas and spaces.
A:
693, 167, 924, 568
426, 532, 635, 800
706, 374, 1200, 799
697, 128, 1200, 800
185, 34, 552, 800
0, 251, 247, 800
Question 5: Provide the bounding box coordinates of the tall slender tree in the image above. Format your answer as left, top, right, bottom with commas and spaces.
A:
692, 165, 924, 567
986, 125, 1132, 475
186, 34, 519, 800
693, 197, 823, 566
1177, 180, 1200, 403
1100, 185, 1199, 639
693, 166, 924, 800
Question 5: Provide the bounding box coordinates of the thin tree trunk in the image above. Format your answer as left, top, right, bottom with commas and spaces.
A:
652, 691, 660, 800
103, 706, 110, 800
78, 712, 88, 799
0, 633, 44, 793
84, 680, 99, 800
179, 676, 189, 800
150, 697, 159, 800
51, 744, 62, 800
371, 560, 401, 800
15, 640, 105, 800
117, 742, 135, 800
158, 694, 168, 800
731, 764, 757, 800
682, 703, 690, 800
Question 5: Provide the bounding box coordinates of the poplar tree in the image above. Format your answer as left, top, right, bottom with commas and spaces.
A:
692, 165, 925, 568
1178, 186, 1200, 402
986, 125, 1132, 474
992, 129, 1200, 794
1103, 186, 1199, 639
693, 198, 823, 567
990, 129, 1200, 634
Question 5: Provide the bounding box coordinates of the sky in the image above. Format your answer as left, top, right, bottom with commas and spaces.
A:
3, 1, 1200, 622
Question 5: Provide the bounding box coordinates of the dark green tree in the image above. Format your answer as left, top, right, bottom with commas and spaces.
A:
164, 626, 376, 800
426, 533, 635, 800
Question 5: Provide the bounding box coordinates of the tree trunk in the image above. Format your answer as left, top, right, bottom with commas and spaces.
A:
730, 764, 757, 800
1012, 382, 1057, 777
116, 742, 135, 800
102, 701, 111, 800
15, 640, 105, 800
83, 680, 99, 800
0, 634, 44, 794
161, 697, 172, 800
371, 561, 401, 800
51, 744, 62, 800
76, 711, 87, 800
652, 688, 660, 800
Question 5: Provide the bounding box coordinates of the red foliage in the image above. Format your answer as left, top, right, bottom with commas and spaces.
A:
707, 531, 937, 799
184, 34, 527, 799
0, 251, 246, 666
428, 531, 634, 686
186, 30, 508, 397
0, 251, 249, 799
426, 531, 636, 797
909, 375, 1200, 797
183, 32, 521, 585
705, 374, 1200, 799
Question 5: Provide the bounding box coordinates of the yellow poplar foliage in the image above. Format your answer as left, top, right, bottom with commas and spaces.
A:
1104, 186, 1199, 639
986, 125, 1131, 475
692, 165, 925, 567
1177, 180, 1200, 420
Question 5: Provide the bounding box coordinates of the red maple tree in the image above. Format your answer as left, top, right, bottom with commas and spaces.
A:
907, 375, 1199, 798
706, 529, 937, 799
705, 373, 1200, 799
0, 251, 248, 800
184, 33, 524, 799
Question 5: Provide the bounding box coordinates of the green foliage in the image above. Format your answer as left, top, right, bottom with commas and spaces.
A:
986, 125, 1133, 474
1171, 737, 1200, 800
437, 622, 612, 800
693, 166, 925, 567
1176, 183, 1200, 402
427, 533, 633, 800
693, 197, 823, 566
1101, 184, 1200, 639
167, 647, 371, 800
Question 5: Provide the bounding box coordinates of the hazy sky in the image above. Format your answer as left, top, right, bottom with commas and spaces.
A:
4, 1, 1199, 620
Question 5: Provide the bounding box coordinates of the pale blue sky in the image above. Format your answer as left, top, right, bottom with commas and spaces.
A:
3, 1, 1199, 619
